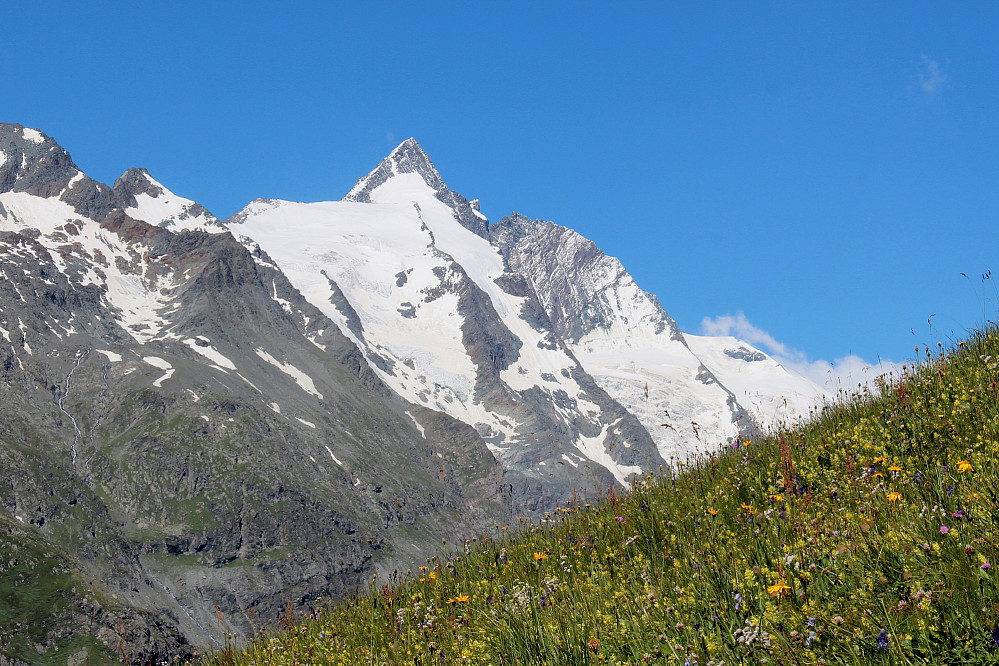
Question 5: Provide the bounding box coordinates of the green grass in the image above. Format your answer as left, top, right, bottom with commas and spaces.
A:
203, 329, 999, 665
0, 525, 119, 665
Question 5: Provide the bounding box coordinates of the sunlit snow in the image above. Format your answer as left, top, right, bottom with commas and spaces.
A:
143, 356, 174, 387
20, 127, 44, 144
254, 348, 323, 399
183, 338, 237, 371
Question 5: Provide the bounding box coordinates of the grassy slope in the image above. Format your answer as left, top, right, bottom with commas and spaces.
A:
0, 522, 120, 666
205, 331, 999, 665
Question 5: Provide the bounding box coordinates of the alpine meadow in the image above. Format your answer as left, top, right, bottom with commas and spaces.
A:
205, 330, 999, 665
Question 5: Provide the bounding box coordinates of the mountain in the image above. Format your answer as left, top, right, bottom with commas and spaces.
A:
0, 124, 824, 661
228, 138, 824, 470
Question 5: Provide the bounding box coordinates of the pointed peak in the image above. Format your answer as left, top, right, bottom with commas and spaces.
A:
344, 137, 445, 203
342, 138, 490, 238
112, 167, 164, 201
390, 137, 421, 154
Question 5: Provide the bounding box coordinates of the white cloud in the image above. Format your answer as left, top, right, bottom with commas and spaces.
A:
699, 311, 801, 362
700, 311, 905, 394
919, 55, 946, 94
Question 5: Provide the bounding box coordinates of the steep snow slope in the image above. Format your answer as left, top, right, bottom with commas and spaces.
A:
491, 216, 827, 460
229, 186, 655, 488
116, 168, 221, 232
684, 334, 824, 428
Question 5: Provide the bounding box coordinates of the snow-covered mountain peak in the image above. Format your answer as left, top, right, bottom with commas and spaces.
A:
345, 137, 446, 203
112, 167, 221, 232
344, 139, 490, 238
0, 123, 117, 221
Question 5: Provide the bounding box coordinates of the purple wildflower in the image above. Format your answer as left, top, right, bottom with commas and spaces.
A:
875, 629, 889, 650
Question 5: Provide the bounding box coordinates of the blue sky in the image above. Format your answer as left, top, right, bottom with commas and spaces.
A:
5, 2, 998, 383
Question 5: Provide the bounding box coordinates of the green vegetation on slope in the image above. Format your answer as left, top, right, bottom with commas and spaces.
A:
205, 331, 999, 665
0, 522, 120, 665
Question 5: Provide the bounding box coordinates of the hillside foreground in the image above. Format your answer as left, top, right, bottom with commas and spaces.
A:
206, 331, 999, 665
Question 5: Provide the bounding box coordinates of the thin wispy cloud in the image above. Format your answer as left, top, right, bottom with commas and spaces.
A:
700, 311, 904, 393
919, 55, 946, 94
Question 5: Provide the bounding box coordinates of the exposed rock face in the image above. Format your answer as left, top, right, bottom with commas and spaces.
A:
0, 127, 825, 660
490, 214, 684, 345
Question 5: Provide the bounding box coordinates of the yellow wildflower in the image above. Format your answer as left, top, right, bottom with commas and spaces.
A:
533, 552, 548, 561
886, 491, 902, 502
957, 460, 974, 473
767, 581, 792, 597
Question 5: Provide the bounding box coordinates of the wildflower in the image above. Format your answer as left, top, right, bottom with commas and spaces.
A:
615, 516, 624, 523
888, 465, 902, 472
875, 629, 889, 651
707, 507, 719, 516
446, 594, 470, 604
533, 552, 548, 561
983, 562, 991, 571
766, 581, 791, 597
587, 638, 600, 652
957, 460, 974, 473
427, 571, 437, 580
939, 525, 949, 535
886, 491, 902, 502
768, 494, 783, 502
